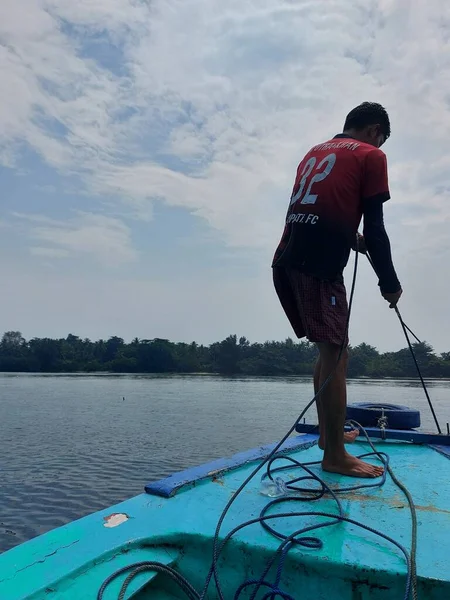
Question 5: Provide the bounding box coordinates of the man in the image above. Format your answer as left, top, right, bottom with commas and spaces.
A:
272, 102, 402, 478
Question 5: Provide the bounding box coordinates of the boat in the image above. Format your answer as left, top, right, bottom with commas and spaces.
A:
0, 400, 449, 600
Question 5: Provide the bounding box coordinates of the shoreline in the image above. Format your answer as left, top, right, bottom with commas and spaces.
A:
1, 371, 450, 382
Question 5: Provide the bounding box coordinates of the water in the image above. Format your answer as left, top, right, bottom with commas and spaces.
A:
0, 373, 449, 553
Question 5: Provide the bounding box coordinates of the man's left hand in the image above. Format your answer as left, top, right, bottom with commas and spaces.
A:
355, 233, 367, 254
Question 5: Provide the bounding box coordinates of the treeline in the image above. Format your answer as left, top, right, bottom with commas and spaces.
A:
1, 331, 450, 378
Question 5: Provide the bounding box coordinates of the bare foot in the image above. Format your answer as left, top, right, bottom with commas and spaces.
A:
318, 429, 359, 450
322, 453, 384, 478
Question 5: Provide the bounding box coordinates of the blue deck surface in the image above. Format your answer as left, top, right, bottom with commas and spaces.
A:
0, 435, 449, 599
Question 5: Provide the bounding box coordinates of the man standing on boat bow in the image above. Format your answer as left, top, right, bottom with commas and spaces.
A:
272, 102, 402, 478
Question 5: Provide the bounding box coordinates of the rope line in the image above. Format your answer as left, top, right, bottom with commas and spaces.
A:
201, 243, 360, 600
98, 247, 426, 600
365, 252, 441, 434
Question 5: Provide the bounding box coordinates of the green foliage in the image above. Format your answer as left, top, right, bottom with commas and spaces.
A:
0, 331, 449, 378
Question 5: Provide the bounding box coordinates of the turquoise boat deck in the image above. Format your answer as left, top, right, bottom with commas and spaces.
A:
0, 434, 449, 599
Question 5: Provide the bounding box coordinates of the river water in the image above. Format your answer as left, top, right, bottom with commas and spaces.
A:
0, 373, 449, 552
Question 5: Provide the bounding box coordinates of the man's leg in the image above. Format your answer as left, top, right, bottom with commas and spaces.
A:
317, 342, 383, 478
315, 354, 359, 450
314, 356, 325, 447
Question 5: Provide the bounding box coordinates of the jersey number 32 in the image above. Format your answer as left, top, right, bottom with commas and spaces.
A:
289, 153, 336, 206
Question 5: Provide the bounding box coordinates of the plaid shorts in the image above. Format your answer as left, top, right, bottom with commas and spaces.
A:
273, 267, 349, 347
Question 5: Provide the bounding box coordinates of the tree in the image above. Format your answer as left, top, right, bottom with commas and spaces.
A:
0, 331, 31, 371
211, 335, 241, 375
173, 342, 202, 373
1, 331, 26, 355
29, 338, 61, 371
104, 336, 125, 362
348, 343, 379, 377
136, 339, 176, 373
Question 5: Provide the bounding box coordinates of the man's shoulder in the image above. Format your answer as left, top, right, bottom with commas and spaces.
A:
358, 144, 386, 159
297, 138, 387, 175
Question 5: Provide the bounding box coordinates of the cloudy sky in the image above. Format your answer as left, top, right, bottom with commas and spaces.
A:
1, 0, 450, 352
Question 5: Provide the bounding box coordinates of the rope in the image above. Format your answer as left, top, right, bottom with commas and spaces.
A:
201, 248, 419, 599
365, 253, 442, 434
348, 420, 418, 600
394, 305, 442, 434
240, 437, 415, 600
97, 430, 417, 600
96, 561, 200, 600
98, 245, 421, 600
234, 544, 294, 600
201, 245, 361, 600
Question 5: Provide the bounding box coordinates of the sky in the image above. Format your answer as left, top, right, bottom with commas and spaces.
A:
1, 0, 450, 352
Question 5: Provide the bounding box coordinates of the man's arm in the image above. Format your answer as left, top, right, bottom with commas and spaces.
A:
362, 199, 402, 295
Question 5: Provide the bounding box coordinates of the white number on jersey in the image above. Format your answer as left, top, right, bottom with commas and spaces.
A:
289, 153, 337, 206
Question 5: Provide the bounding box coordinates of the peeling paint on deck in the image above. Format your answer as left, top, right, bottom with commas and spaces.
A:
103, 513, 129, 528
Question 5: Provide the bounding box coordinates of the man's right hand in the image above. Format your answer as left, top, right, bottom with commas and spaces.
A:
382, 288, 402, 308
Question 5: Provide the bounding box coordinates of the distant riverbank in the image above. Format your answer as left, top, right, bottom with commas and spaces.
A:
2, 331, 450, 378
2, 371, 450, 382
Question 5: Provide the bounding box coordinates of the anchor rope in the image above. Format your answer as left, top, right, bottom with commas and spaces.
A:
365, 253, 442, 435
99, 246, 423, 600
202, 237, 361, 600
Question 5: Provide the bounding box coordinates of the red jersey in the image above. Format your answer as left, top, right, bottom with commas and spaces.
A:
272, 134, 390, 281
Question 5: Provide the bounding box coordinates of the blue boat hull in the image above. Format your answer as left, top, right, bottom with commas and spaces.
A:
0, 434, 449, 599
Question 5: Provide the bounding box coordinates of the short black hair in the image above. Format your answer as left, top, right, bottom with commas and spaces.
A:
343, 102, 391, 139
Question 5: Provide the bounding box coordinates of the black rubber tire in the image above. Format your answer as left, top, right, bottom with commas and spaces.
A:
346, 402, 421, 430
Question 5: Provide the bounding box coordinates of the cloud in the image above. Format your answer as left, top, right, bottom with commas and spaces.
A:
14, 212, 137, 266
1, 0, 450, 350
1, 0, 450, 253
30, 246, 70, 258
33, 184, 57, 193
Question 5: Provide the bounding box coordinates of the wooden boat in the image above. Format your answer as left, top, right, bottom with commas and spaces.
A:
0, 409, 449, 600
